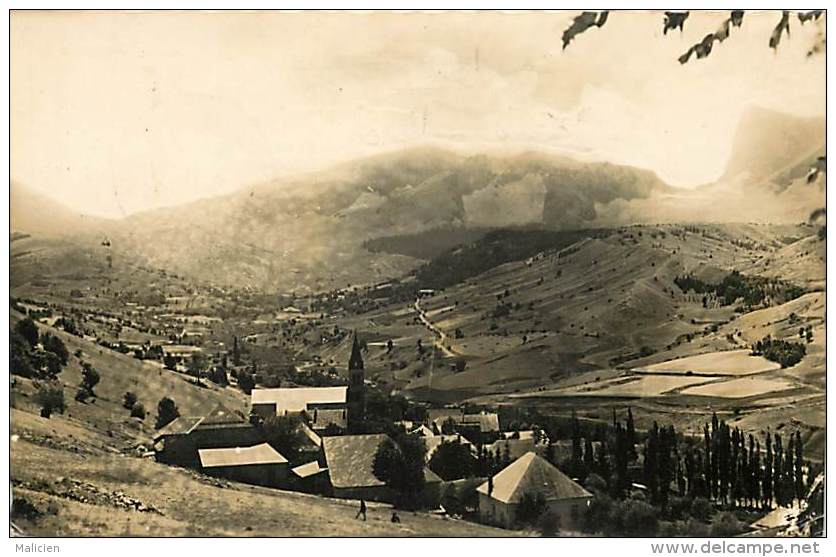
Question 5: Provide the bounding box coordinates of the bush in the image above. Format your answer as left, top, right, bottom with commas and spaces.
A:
34, 382, 66, 418
516, 492, 548, 526
155, 396, 180, 429
80, 362, 101, 396
610, 498, 658, 536
123, 391, 138, 410
710, 512, 747, 537
15, 317, 39, 347
537, 510, 560, 537
680, 517, 711, 537
690, 496, 713, 522
130, 402, 146, 420
584, 473, 607, 494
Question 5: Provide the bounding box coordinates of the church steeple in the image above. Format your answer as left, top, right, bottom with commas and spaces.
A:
347, 331, 365, 431
349, 331, 364, 371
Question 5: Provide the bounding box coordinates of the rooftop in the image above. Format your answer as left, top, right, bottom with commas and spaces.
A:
477, 452, 592, 504
251, 386, 348, 413
322, 434, 389, 489
198, 443, 288, 468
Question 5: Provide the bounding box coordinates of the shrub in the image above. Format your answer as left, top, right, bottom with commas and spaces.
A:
710, 512, 747, 537
537, 510, 561, 537
680, 517, 711, 537
123, 391, 138, 410
690, 496, 713, 522
155, 396, 180, 429
130, 402, 146, 420
517, 492, 548, 526
15, 318, 39, 347
34, 382, 65, 418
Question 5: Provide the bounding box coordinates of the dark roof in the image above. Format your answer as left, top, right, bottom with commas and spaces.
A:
153, 416, 204, 440
311, 408, 348, 431
322, 434, 389, 489
201, 404, 246, 426
477, 452, 592, 504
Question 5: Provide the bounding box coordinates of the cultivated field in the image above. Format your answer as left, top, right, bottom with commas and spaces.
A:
635, 349, 781, 376
680, 377, 797, 399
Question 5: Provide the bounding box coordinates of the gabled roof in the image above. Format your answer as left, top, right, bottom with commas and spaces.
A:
322, 434, 389, 489
251, 386, 348, 413
410, 425, 435, 437
198, 443, 288, 468
201, 404, 246, 426
292, 460, 329, 478
153, 416, 204, 440
476, 452, 592, 504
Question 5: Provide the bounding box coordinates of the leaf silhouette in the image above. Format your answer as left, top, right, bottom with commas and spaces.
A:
562, 11, 609, 50
769, 11, 790, 50
663, 12, 689, 35
798, 10, 823, 24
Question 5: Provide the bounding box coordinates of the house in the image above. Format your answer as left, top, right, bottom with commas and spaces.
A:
477, 452, 593, 530
321, 433, 442, 506
483, 437, 536, 463
321, 433, 392, 502
250, 386, 348, 419
162, 344, 203, 365
458, 411, 500, 444
154, 404, 263, 468
410, 424, 435, 437
198, 443, 288, 488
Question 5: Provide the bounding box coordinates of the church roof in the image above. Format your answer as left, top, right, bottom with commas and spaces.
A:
476, 452, 592, 504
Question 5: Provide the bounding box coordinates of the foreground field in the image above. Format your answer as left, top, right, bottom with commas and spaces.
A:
10, 409, 511, 537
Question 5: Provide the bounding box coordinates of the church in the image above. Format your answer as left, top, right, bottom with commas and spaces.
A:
249, 332, 366, 432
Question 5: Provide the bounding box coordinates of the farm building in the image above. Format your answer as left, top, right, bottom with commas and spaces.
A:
483, 437, 536, 463
250, 386, 348, 419
198, 443, 289, 488
154, 404, 263, 468
321, 433, 393, 502
476, 452, 593, 530
321, 433, 443, 506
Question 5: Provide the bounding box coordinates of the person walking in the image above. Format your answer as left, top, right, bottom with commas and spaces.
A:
355, 499, 367, 521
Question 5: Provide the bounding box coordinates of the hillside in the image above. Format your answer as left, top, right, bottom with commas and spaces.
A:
8, 312, 508, 537
92, 148, 671, 292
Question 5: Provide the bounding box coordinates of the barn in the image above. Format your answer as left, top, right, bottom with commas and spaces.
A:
198, 443, 288, 488
477, 452, 593, 530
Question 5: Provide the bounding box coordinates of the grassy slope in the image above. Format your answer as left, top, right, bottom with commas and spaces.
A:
9, 315, 510, 537
11, 410, 510, 537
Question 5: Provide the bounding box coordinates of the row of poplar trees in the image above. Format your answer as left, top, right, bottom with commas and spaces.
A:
560, 409, 812, 511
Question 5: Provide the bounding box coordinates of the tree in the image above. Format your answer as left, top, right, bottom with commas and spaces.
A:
130, 402, 146, 420
429, 439, 476, 480
34, 381, 65, 418
261, 415, 305, 462
516, 492, 547, 526
15, 317, 39, 347
80, 362, 101, 397
123, 391, 138, 410
10, 329, 37, 378
188, 353, 206, 378
155, 396, 180, 429
372, 434, 427, 509
237, 369, 255, 394
163, 354, 177, 370
40, 333, 69, 366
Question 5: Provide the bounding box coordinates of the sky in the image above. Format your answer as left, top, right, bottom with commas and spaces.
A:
11, 10, 826, 218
